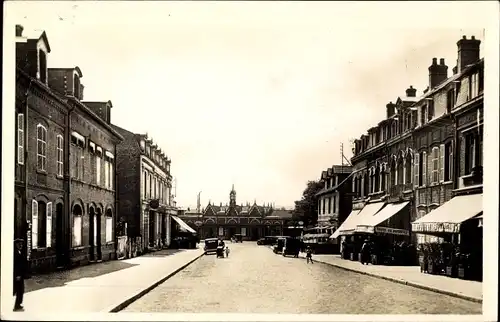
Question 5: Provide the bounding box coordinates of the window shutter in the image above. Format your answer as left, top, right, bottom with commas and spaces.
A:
439, 144, 445, 182
46, 202, 53, 248
422, 151, 427, 186
449, 150, 453, 180
414, 153, 419, 188
32, 200, 38, 249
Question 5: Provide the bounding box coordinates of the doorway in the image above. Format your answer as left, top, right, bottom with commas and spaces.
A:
96, 208, 102, 261
149, 210, 155, 247
56, 203, 65, 267
89, 206, 95, 261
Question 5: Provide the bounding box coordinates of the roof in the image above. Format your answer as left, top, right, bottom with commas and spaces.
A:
267, 209, 293, 219
316, 172, 354, 196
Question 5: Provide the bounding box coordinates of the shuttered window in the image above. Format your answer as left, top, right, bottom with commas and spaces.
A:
46, 202, 53, 248
106, 216, 113, 243
57, 135, 64, 177
37, 124, 47, 171
32, 200, 39, 249
432, 147, 439, 184
414, 153, 420, 187
73, 215, 82, 247
439, 144, 445, 182
422, 151, 427, 186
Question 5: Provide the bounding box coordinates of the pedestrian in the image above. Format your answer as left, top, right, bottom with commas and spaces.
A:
225, 245, 230, 258
360, 239, 370, 265
306, 246, 314, 264
13, 238, 27, 311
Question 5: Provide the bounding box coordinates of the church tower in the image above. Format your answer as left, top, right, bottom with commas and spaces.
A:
229, 184, 236, 207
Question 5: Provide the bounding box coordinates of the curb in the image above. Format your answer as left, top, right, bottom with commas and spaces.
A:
106, 252, 205, 313
299, 255, 482, 304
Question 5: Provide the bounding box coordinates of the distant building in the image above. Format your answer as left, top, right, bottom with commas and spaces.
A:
177, 186, 292, 240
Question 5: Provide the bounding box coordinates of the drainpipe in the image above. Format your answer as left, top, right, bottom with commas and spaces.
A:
452, 114, 459, 191
24, 79, 33, 263
114, 141, 118, 259
64, 103, 75, 267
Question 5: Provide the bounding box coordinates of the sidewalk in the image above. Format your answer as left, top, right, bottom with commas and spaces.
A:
15, 248, 204, 315
299, 252, 482, 303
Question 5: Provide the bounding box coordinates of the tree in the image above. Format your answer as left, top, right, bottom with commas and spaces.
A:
292, 180, 324, 227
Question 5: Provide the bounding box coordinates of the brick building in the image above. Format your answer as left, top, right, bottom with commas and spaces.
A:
182, 186, 288, 240
412, 36, 483, 248
113, 128, 177, 255
15, 25, 123, 273
316, 165, 353, 236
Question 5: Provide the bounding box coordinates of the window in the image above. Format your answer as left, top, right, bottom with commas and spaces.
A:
333, 195, 337, 214
32, 200, 47, 248
105, 210, 113, 243
89, 141, 96, 154
422, 151, 427, 186
149, 173, 153, 197
39, 50, 47, 83
397, 160, 404, 185
46, 202, 53, 247
241, 227, 247, 236
74, 74, 80, 98
390, 161, 396, 187
159, 182, 163, 203
431, 147, 439, 184
143, 171, 147, 198
109, 161, 114, 190
37, 124, 47, 171
427, 101, 434, 122
469, 72, 479, 99
444, 142, 453, 182
405, 156, 412, 184
72, 205, 83, 247
414, 153, 420, 187
420, 106, 427, 126
327, 197, 331, 214
465, 134, 476, 174
478, 131, 483, 167
17, 114, 24, 164
104, 159, 110, 188
96, 156, 101, 185
446, 89, 455, 113
322, 198, 326, 214
56, 135, 63, 177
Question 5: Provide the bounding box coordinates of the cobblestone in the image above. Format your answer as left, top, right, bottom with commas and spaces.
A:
123, 242, 481, 314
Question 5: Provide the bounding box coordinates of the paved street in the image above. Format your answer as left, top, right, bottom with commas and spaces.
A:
123, 242, 481, 314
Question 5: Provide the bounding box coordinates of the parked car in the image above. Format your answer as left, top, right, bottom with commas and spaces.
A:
232, 234, 243, 243
257, 236, 276, 245
283, 237, 301, 257
273, 237, 286, 254
204, 238, 219, 254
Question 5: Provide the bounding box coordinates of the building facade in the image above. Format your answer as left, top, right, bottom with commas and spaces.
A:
114, 128, 176, 255
15, 25, 123, 273
316, 165, 353, 235
177, 186, 290, 240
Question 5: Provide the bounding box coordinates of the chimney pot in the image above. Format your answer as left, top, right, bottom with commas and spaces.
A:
471, 35, 476, 40
463, 35, 467, 39
16, 25, 24, 37
440, 58, 445, 65
432, 58, 438, 65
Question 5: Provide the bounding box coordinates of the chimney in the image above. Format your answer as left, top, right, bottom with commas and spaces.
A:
405, 86, 417, 98
16, 25, 24, 37
428, 57, 448, 89
386, 101, 396, 119
457, 35, 481, 73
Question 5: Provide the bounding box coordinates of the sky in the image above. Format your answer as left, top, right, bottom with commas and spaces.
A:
6, 1, 492, 210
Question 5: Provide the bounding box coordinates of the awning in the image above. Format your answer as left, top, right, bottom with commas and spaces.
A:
411, 193, 483, 233
330, 209, 361, 239
338, 202, 385, 236
172, 215, 197, 234
355, 202, 409, 235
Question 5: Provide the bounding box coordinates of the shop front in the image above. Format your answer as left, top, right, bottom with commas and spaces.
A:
171, 215, 198, 249
331, 202, 385, 261
354, 201, 415, 265
411, 193, 482, 281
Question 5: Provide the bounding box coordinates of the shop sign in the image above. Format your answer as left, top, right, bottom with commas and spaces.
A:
26, 220, 32, 260
355, 225, 374, 234
375, 226, 409, 236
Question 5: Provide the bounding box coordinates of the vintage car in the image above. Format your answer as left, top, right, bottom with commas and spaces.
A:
204, 238, 219, 254
282, 237, 301, 257
257, 236, 276, 245
273, 237, 287, 254
232, 234, 243, 243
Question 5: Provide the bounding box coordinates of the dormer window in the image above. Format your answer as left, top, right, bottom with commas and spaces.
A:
140, 139, 145, 152
39, 50, 47, 84
427, 100, 434, 121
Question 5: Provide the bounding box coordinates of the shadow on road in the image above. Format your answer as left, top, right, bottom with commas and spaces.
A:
141, 248, 188, 257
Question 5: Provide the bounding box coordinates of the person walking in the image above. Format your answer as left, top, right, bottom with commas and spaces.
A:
225, 245, 230, 258
306, 246, 314, 264
360, 239, 370, 265
13, 238, 27, 311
